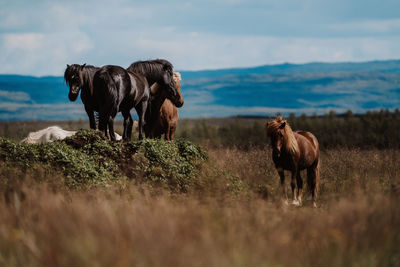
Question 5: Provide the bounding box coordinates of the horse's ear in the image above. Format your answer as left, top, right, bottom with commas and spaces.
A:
67, 64, 70, 68
279, 121, 286, 129
81, 63, 86, 70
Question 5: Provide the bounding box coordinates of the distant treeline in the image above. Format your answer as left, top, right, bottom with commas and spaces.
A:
176, 109, 400, 149
0, 109, 399, 149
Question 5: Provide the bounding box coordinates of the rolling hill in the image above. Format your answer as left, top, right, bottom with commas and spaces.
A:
0, 60, 399, 120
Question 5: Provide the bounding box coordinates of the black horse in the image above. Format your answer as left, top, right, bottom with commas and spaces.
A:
93, 65, 150, 140
127, 59, 184, 137
64, 64, 100, 129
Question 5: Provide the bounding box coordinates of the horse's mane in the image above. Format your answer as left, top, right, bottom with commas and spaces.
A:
173, 72, 182, 82
127, 59, 174, 85
64, 64, 96, 84
64, 64, 99, 95
150, 72, 182, 95
265, 116, 299, 154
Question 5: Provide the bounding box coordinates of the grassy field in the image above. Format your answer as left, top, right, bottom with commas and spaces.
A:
0, 115, 399, 266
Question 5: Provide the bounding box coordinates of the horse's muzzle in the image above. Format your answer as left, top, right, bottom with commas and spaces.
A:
68, 92, 78, 102
273, 148, 281, 157
175, 99, 184, 108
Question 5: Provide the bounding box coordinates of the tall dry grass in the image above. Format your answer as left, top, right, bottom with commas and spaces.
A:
207, 147, 400, 204
0, 147, 399, 266
1, 185, 399, 267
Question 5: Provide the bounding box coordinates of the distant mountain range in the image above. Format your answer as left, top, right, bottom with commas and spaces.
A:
0, 60, 399, 120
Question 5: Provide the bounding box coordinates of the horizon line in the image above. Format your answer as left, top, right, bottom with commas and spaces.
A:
0, 58, 399, 78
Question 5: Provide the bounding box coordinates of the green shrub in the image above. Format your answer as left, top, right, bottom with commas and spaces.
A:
0, 136, 122, 189
0, 130, 208, 192
135, 139, 208, 192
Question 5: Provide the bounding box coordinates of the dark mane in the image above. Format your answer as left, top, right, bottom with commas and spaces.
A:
64, 64, 97, 85
127, 59, 174, 85
64, 64, 99, 95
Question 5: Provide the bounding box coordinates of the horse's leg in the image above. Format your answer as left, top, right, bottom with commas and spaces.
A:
98, 112, 108, 138
291, 169, 299, 206
170, 126, 176, 141
307, 160, 320, 208
121, 109, 133, 141
122, 112, 127, 140
107, 105, 118, 141
85, 106, 96, 129
296, 171, 303, 206
136, 101, 148, 140
165, 124, 171, 141
278, 168, 288, 205
99, 101, 116, 140
107, 116, 116, 141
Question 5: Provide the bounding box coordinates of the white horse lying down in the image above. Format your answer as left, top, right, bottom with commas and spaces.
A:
21, 126, 122, 144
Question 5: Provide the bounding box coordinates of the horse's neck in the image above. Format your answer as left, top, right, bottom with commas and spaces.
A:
81, 68, 97, 95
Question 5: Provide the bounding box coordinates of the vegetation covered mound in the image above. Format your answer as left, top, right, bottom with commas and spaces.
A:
0, 130, 208, 191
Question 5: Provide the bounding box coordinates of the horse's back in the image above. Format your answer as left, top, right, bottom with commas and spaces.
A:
126, 71, 149, 104
295, 131, 319, 151
94, 65, 132, 107
294, 131, 319, 168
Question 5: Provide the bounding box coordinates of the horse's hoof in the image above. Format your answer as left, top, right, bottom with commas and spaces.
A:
292, 200, 300, 206
283, 200, 289, 206
312, 202, 317, 208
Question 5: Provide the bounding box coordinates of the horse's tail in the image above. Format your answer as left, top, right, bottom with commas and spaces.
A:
307, 150, 320, 191
94, 70, 118, 131
315, 157, 320, 188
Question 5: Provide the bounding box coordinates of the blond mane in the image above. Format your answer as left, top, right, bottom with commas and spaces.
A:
265, 116, 299, 154
151, 72, 182, 95
173, 72, 182, 82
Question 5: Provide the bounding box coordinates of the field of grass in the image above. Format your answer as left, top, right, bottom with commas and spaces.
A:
0, 115, 399, 266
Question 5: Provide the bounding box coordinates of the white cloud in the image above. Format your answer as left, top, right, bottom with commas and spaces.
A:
4, 33, 44, 51
0, 90, 31, 102
0, 0, 399, 76
131, 32, 400, 71
0, 31, 93, 76
1, 25, 400, 76
330, 18, 400, 33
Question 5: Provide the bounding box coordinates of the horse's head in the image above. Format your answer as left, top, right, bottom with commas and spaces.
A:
64, 64, 85, 102
265, 116, 287, 156
162, 69, 184, 108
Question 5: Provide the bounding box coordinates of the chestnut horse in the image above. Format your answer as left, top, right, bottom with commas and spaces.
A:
147, 72, 183, 140
265, 116, 320, 207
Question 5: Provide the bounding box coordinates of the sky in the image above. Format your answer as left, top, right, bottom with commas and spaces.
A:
1, 0, 400, 76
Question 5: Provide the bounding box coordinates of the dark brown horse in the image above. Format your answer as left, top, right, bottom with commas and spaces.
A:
64, 64, 100, 130
265, 116, 320, 207
127, 59, 183, 108
92, 65, 150, 141
147, 72, 183, 140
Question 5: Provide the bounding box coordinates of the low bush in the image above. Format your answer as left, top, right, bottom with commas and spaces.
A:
0, 130, 208, 192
